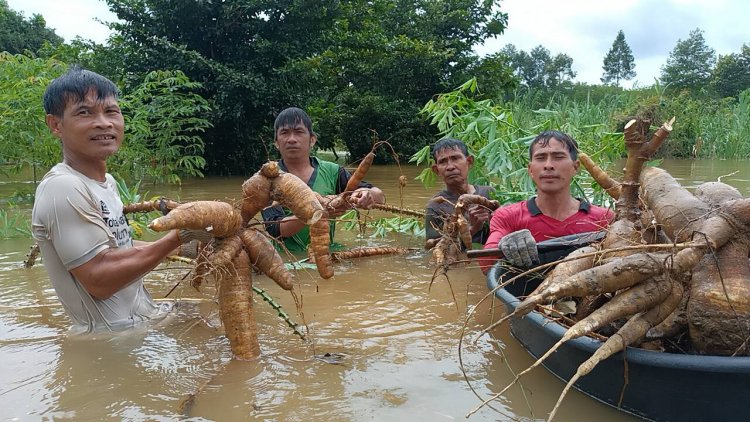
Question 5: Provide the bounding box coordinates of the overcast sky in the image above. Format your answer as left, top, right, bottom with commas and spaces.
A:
7, 0, 749, 88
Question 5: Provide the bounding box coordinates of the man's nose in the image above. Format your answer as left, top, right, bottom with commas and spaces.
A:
93, 112, 113, 127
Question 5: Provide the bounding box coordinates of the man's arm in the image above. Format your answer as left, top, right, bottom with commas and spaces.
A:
424, 203, 444, 247
70, 231, 182, 300
336, 166, 385, 209
261, 204, 307, 239
478, 207, 513, 273
467, 205, 491, 235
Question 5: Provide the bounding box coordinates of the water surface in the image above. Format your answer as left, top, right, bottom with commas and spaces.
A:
4, 158, 748, 421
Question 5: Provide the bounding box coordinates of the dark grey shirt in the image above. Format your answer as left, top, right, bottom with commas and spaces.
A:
424, 185, 494, 245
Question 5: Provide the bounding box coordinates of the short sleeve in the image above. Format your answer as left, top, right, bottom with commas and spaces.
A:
32, 175, 113, 270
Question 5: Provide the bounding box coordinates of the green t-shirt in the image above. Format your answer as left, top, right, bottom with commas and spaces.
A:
275, 158, 340, 252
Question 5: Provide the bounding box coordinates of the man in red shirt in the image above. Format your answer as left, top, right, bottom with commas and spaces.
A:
479, 130, 613, 273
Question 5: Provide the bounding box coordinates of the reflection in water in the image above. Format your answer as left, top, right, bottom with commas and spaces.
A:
9, 160, 743, 420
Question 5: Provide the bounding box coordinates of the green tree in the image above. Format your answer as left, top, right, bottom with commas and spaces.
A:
102, 0, 343, 175
502, 44, 576, 91
290, 0, 508, 162
601, 30, 636, 86
0, 53, 66, 181
101, 0, 507, 173
115, 70, 211, 184
660, 28, 716, 93
0, 53, 209, 185
711, 44, 750, 98
468, 51, 519, 100
0, 0, 63, 54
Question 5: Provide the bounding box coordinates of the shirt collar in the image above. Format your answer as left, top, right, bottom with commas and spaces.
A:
527, 196, 590, 216
278, 157, 319, 172
277, 157, 320, 188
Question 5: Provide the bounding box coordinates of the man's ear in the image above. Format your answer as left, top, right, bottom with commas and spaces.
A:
573, 159, 580, 172
467, 155, 474, 166
45, 114, 62, 139
310, 134, 318, 148
431, 163, 438, 175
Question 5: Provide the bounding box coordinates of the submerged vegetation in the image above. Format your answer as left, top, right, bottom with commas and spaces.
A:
0, 206, 30, 239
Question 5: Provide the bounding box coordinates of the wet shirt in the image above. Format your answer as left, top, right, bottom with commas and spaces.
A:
31, 163, 169, 333
479, 196, 614, 270
424, 185, 494, 246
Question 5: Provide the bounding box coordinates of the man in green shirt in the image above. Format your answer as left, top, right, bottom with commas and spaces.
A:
261, 107, 385, 252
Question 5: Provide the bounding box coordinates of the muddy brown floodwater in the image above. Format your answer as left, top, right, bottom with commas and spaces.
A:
3, 158, 750, 421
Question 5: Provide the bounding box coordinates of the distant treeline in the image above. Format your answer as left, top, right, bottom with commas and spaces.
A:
2, 0, 749, 181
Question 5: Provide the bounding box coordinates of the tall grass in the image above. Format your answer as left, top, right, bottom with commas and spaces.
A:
701, 90, 750, 158
509, 85, 749, 160
508, 91, 630, 164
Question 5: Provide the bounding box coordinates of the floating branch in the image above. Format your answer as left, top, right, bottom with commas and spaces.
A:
370, 203, 425, 217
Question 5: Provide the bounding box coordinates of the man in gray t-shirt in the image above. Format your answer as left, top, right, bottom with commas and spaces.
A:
31, 67, 208, 333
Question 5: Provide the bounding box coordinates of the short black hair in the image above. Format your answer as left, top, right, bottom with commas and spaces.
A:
529, 130, 578, 161
431, 137, 469, 160
274, 107, 314, 138
43, 65, 119, 117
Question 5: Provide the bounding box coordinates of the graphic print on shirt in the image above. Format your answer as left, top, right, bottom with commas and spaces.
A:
101, 199, 131, 247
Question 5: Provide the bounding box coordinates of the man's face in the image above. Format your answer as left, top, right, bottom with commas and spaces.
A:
431, 146, 473, 190
46, 89, 124, 163
527, 137, 579, 195
274, 121, 316, 161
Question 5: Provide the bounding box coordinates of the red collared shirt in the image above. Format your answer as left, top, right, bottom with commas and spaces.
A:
479, 197, 614, 271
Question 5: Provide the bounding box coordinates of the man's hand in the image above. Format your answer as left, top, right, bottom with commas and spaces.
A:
177, 229, 214, 244
499, 229, 539, 268
321, 194, 350, 218
349, 188, 376, 209
466, 204, 491, 234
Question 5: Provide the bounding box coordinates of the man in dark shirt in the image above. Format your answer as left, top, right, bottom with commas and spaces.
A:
424, 138, 493, 249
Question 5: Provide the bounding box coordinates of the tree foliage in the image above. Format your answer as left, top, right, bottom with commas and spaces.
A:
99, 0, 342, 174
115, 70, 210, 184
711, 44, 750, 99
276, 0, 509, 164
601, 30, 636, 86
0, 1, 63, 55
99, 0, 507, 173
660, 28, 716, 94
467, 51, 519, 100
0, 52, 210, 184
501, 44, 576, 91
0, 53, 66, 179
411, 78, 625, 205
